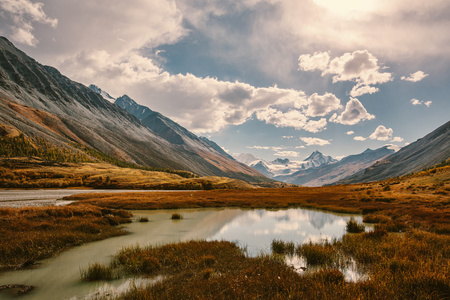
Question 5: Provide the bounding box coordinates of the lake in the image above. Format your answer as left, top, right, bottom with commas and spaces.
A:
0, 208, 363, 299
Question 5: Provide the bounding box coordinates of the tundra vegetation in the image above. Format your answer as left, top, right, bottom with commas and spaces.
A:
76, 165, 449, 299
0, 163, 449, 298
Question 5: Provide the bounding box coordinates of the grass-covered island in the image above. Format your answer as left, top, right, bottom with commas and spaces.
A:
1, 165, 449, 299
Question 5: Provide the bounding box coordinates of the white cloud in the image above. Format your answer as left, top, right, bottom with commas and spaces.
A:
410, 98, 422, 106
391, 136, 404, 143
256, 108, 308, 131
274, 151, 299, 157
0, 0, 57, 46
369, 125, 393, 141
299, 50, 392, 97
300, 137, 331, 146
346, 131, 354, 135
354, 136, 366, 141
325, 50, 392, 85
410, 98, 432, 107
298, 51, 330, 71
401, 71, 429, 82
305, 93, 342, 117
385, 144, 401, 152
304, 118, 327, 133
349, 84, 379, 97
329, 98, 375, 125
247, 146, 271, 150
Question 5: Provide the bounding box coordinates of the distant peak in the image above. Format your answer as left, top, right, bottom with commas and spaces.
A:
305, 150, 324, 161
362, 148, 374, 154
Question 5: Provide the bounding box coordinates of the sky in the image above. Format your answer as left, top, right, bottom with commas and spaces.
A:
0, 0, 449, 161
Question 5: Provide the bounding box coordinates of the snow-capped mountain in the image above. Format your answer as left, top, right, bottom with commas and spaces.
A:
235, 151, 337, 178
304, 151, 337, 168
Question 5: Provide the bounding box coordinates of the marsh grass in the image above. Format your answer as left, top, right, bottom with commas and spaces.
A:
346, 218, 366, 233
296, 240, 338, 267
0, 205, 131, 272
86, 231, 450, 299
170, 213, 183, 220
81, 263, 118, 281
271, 240, 295, 255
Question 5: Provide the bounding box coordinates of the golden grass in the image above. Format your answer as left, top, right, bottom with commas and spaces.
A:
84, 233, 450, 299
65, 166, 450, 232
0, 157, 254, 190
0, 205, 131, 272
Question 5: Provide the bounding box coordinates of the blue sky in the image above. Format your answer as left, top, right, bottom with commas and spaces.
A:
1, 0, 449, 161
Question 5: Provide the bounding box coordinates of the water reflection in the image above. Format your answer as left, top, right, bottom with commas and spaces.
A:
208, 208, 362, 256
0, 208, 362, 300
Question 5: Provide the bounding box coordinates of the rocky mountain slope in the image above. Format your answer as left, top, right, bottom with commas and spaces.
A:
340, 120, 450, 183
0, 36, 264, 182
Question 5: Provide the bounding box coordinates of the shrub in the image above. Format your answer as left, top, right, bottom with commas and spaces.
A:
138, 217, 149, 222
346, 218, 365, 233
171, 213, 183, 220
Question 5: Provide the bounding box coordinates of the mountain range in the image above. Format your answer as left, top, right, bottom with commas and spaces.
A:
0, 36, 448, 187
236, 147, 394, 186
235, 151, 336, 178
0, 36, 265, 182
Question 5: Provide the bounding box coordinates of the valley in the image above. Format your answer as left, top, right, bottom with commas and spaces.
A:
0, 35, 449, 299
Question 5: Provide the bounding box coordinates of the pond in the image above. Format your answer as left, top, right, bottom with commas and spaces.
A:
0, 208, 363, 300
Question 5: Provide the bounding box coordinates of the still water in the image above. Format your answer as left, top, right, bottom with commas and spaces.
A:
0, 208, 362, 300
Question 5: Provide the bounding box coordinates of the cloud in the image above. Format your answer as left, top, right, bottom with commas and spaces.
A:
369, 125, 393, 141
305, 93, 342, 117
410, 98, 432, 107
329, 98, 375, 125
299, 50, 392, 97
274, 151, 299, 157
298, 51, 330, 71
354, 127, 402, 143
346, 131, 354, 135
304, 118, 327, 133
255, 108, 308, 131
401, 71, 429, 82
300, 137, 331, 146
349, 84, 379, 97
391, 136, 404, 143
0, 0, 57, 46
385, 144, 401, 152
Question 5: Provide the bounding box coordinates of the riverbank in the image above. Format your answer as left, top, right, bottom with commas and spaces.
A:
0, 205, 132, 272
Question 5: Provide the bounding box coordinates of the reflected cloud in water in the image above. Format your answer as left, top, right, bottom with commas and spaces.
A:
208, 208, 362, 256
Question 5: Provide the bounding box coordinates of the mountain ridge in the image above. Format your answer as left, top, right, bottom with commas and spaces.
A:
0, 36, 265, 182
339, 120, 450, 183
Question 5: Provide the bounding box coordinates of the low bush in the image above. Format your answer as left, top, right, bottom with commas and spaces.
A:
346, 218, 366, 233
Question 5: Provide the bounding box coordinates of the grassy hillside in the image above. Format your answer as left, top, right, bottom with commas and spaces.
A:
0, 157, 254, 190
